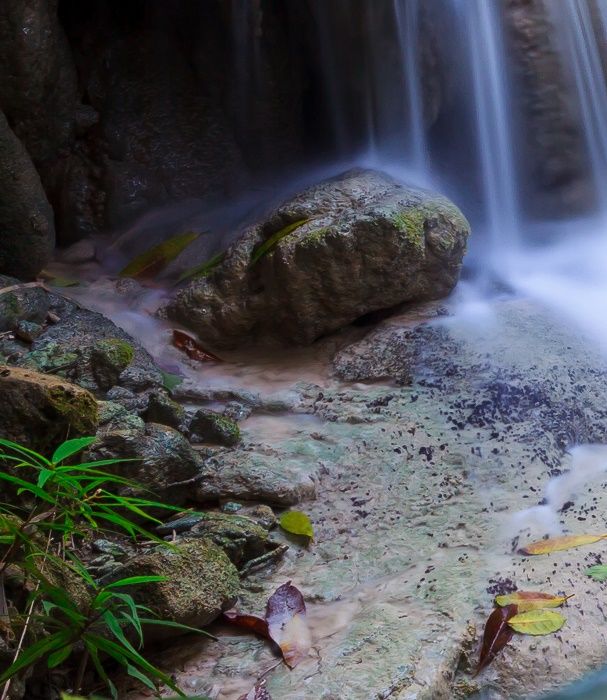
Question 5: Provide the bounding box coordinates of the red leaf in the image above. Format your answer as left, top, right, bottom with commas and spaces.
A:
238, 679, 273, 700
172, 329, 222, 363
265, 581, 311, 669
475, 604, 518, 675
223, 610, 270, 639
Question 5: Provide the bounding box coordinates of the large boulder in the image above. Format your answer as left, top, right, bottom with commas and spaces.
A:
166, 169, 469, 348
0, 112, 55, 278
0, 366, 98, 453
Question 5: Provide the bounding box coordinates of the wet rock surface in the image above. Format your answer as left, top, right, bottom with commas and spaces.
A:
0, 365, 98, 453
137, 300, 607, 700
109, 538, 240, 636
166, 169, 470, 349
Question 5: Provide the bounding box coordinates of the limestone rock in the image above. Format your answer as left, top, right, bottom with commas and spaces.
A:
109, 538, 239, 634
0, 366, 98, 453
166, 169, 469, 349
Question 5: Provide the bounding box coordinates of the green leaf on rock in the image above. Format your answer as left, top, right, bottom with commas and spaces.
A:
279, 510, 314, 540
119, 231, 200, 280
177, 251, 224, 283
507, 609, 566, 635
160, 370, 183, 392
251, 219, 310, 264
586, 564, 607, 581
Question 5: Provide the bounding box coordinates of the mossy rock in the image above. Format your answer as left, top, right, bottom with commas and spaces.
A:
111, 538, 239, 636
0, 366, 98, 454
90, 338, 135, 390
189, 409, 241, 446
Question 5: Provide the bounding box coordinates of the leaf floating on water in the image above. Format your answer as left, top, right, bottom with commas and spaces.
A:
39, 271, 80, 288
279, 511, 314, 541
475, 604, 517, 676
177, 251, 225, 284
238, 679, 273, 700
266, 581, 311, 669
223, 611, 269, 639
172, 329, 222, 363
519, 533, 607, 555
251, 219, 311, 264
119, 231, 200, 280
495, 591, 573, 612
585, 564, 607, 581
508, 609, 566, 635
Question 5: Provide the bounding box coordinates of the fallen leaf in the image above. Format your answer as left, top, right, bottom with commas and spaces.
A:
251, 219, 310, 264
172, 329, 222, 363
495, 591, 573, 612
585, 564, 607, 581
475, 604, 517, 676
39, 271, 80, 288
159, 370, 183, 392
508, 609, 566, 635
223, 611, 269, 638
279, 511, 314, 540
119, 231, 199, 280
519, 533, 607, 555
237, 679, 272, 700
266, 581, 311, 669
177, 251, 225, 283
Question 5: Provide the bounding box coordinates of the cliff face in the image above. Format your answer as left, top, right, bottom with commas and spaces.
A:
502, 0, 594, 218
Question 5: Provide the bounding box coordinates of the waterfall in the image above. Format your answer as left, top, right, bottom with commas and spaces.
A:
457, 0, 521, 262
550, 0, 607, 210
394, 0, 429, 176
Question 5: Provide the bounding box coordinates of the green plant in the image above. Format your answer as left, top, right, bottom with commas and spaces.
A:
0, 437, 207, 699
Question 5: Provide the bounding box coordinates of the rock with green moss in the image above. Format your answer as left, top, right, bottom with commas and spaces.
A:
90, 338, 134, 390
189, 408, 241, 446
143, 391, 186, 430
109, 538, 239, 635
156, 512, 268, 566
0, 365, 98, 453
166, 168, 470, 348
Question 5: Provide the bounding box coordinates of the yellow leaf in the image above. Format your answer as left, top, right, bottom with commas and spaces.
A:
279, 510, 314, 540
508, 609, 566, 635
495, 591, 573, 612
119, 231, 200, 279
519, 533, 607, 555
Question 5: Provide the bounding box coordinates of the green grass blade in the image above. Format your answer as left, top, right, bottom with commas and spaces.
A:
52, 437, 97, 465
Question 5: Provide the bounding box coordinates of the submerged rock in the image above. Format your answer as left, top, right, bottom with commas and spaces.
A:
0, 366, 98, 453
166, 169, 469, 349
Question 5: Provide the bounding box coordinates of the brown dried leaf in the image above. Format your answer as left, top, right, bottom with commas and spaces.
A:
266, 581, 311, 669
223, 610, 269, 638
519, 533, 607, 555
172, 329, 222, 363
475, 604, 518, 676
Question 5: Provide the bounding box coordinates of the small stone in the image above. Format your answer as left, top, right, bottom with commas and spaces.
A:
59, 238, 96, 264
144, 391, 186, 430
92, 539, 128, 557
189, 409, 241, 446
90, 338, 135, 390
221, 501, 243, 513
223, 401, 252, 422
14, 320, 43, 343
